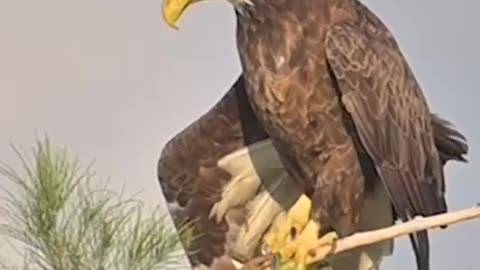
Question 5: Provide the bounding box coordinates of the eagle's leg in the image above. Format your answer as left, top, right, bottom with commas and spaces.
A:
279, 220, 338, 270
263, 194, 311, 253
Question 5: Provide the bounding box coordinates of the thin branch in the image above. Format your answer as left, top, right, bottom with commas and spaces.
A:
231, 205, 480, 269
308, 205, 480, 264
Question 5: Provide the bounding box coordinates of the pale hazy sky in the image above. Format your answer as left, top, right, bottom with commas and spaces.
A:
0, 0, 478, 269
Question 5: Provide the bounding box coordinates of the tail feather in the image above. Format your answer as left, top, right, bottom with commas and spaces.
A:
431, 114, 468, 165
403, 114, 467, 270
409, 230, 430, 270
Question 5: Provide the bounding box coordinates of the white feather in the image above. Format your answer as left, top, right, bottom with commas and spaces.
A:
233, 172, 302, 260
210, 139, 285, 223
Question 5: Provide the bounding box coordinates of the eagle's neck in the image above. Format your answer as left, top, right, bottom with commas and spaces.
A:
234, 0, 289, 24
234, 0, 351, 24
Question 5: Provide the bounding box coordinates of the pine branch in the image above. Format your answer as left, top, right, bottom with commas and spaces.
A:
0, 137, 192, 270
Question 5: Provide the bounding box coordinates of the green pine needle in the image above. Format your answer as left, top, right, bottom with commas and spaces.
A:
0, 137, 192, 270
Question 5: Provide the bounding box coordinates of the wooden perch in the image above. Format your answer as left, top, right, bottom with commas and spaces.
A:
307, 205, 480, 264
232, 205, 480, 269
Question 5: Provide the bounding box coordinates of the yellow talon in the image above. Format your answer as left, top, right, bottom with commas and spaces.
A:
313, 231, 338, 260
279, 220, 338, 270
263, 194, 312, 253
264, 212, 290, 253
287, 194, 312, 234
262, 194, 337, 270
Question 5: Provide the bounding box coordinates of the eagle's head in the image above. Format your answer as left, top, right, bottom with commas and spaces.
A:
162, 0, 253, 29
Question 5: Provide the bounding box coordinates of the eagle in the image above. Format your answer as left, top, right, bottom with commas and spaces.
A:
157, 76, 467, 270
161, 0, 471, 269
161, 0, 469, 269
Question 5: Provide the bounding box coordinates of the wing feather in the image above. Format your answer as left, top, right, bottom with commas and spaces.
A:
157, 76, 271, 267
157, 78, 247, 266
325, 23, 446, 270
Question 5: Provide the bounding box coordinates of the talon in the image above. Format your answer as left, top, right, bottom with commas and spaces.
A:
313, 231, 338, 259
262, 195, 312, 253
278, 220, 338, 270
263, 212, 292, 253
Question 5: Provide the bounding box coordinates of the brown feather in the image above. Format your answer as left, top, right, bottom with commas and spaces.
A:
158, 78, 243, 267
157, 77, 467, 268
157, 77, 269, 267
233, 1, 469, 270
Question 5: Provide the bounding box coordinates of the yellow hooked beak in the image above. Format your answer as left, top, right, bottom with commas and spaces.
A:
162, 0, 196, 29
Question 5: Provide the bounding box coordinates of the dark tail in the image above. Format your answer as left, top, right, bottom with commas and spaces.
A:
409, 230, 430, 270
407, 114, 468, 270
431, 114, 468, 165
